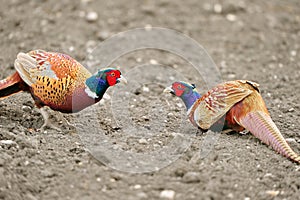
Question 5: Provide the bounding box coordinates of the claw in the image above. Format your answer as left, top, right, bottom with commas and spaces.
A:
39, 122, 62, 132
39, 107, 76, 132
38, 107, 61, 131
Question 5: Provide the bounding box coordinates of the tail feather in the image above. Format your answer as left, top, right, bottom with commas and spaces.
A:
239, 111, 300, 164
0, 72, 25, 98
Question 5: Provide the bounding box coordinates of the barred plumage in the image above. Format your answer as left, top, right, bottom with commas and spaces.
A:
0, 50, 127, 130
165, 80, 300, 164
240, 111, 300, 163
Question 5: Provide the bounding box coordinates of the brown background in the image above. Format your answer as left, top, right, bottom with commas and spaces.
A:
0, 0, 299, 199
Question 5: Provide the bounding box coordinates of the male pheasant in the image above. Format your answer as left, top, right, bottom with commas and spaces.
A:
0, 50, 127, 130
164, 80, 300, 164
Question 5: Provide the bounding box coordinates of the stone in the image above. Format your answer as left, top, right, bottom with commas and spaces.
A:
86, 11, 98, 22
182, 172, 201, 183
160, 190, 175, 199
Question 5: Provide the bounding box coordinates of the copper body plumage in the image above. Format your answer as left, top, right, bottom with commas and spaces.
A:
17, 50, 95, 112
166, 80, 300, 164
0, 50, 126, 130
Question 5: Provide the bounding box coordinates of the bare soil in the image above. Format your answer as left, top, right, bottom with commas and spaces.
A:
0, 0, 300, 199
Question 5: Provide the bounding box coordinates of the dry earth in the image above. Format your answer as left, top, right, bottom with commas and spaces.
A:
0, 0, 300, 199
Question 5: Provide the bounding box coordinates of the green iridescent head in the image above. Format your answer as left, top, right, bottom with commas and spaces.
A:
85, 68, 127, 98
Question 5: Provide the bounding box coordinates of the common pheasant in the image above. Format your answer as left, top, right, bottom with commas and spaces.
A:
0, 50, 127, 130
164, 80, 300, 164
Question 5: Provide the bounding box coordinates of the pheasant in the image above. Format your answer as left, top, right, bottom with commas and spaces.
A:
164, 80, 300, 164
0, 50, 127, 130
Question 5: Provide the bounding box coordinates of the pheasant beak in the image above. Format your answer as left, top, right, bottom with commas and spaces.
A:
163, 86, 175, 95
117, 75, 128, 84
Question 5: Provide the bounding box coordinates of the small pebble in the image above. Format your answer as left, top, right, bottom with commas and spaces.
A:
288, 108, 294, 112
150, 59, 158, 65
266, 190, 280, 197
160, 190, 175, 199
68, 46, 75, 52
142, 86, 150, 92
226, 14, 237, 21
138, 138, 148, 144
182, 172, 201, 183
22, 105, 31, 112
133, 184, 142, 189
97, 31, 110, 40
169, 76, 175, 81
0, 140, 16, 145
110, 178, 116, 182
220, 60, 227, 68
290, 50, 297, 57
285, 138, 296, 143
227, 73, 236, 79
214, 4, 222, 13
176, 103, 183, 108
40, 19, 48, 26
86, 11, 98, 22
142, 116, 149, 120
264, 173, 273, 178
145, 24, 152, 31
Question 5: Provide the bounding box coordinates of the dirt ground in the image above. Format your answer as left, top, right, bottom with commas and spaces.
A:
0, 0, 300, 199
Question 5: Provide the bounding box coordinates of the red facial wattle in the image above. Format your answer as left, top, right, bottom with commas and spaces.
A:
172, 83, 185, 96
106, 70, 121, 86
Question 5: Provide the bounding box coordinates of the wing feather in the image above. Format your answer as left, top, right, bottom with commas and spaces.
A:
190, 81, 253, 129
14, 50, 92, 105
14, 50, 91, 86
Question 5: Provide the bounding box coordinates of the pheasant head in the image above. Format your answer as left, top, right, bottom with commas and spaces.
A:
85, 68, 127, 99
164, 81, 201, 110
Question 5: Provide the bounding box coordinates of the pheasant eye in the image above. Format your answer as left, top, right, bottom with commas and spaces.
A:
111, 72, 115, 77
177, 85, 182, 89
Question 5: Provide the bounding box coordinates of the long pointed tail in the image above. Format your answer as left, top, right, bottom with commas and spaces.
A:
0, 72, 25, 98
239, 111, 300, 164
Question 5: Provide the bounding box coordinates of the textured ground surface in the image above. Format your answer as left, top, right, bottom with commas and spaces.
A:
0, 0, 300, 199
